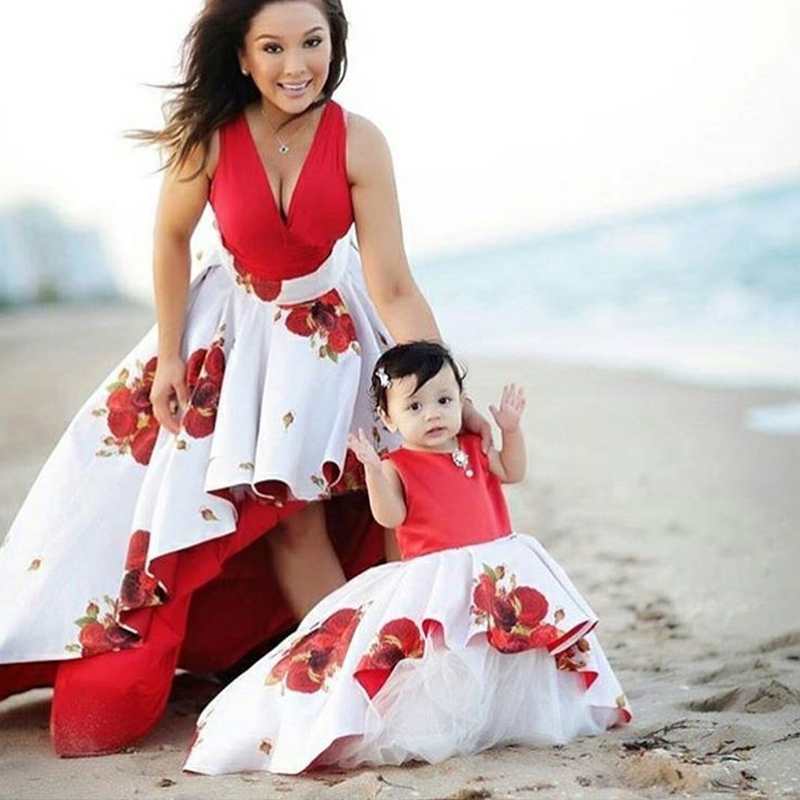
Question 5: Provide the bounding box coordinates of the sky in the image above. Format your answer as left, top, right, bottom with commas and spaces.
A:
1, 0, 799, 299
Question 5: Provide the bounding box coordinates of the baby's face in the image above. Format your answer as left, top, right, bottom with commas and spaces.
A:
382, 365, 463, 451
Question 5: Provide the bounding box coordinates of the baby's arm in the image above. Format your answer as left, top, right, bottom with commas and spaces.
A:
487, 384, 527, 484
347, 431, 407, 528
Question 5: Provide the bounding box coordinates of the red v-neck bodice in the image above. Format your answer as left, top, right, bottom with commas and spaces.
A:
210, 100, 353, 281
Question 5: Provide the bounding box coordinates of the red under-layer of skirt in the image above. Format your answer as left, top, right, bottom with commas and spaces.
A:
0, 492, 382, 756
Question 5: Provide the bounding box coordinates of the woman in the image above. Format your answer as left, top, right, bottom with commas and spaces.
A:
0, 0, 490, 755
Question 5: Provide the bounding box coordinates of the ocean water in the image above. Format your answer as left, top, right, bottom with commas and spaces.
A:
413, 177, 800, 434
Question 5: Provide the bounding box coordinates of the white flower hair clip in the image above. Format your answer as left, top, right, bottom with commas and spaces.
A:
375, 367, 391, 388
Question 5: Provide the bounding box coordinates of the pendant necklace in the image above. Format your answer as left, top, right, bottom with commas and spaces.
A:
260, 106, 313, 155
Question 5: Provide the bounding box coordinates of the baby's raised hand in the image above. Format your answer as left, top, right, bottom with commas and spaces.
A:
347, 429, 382, 468
489, 383, 526, 432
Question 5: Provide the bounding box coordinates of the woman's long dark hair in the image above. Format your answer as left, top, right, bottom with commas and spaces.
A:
130, 0, 348, 176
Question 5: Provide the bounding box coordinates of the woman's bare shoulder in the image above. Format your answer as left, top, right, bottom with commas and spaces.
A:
344, 110, 392, 182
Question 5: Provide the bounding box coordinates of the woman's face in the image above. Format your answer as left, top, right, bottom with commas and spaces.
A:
239, 1, 332, 115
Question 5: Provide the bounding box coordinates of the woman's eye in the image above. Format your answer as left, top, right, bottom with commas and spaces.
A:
263, 44, 282, 54
305, 37, 322, 47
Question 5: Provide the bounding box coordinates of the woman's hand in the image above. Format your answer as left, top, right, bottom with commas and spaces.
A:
347, 429, 382, 469
489, 383, 526, 433
150, 355, 189, 435
461, 398, 494, 454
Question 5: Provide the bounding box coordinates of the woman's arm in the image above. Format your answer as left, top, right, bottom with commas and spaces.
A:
150, 133, 218, 433
346, 113, 493, 451
346, 113, 441, 343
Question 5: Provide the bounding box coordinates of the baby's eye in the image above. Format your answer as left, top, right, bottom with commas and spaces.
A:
439, 397, 452, 405
408, 402, 421, 412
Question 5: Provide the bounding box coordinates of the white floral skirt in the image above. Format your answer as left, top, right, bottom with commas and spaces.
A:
0, 228, 399, 668
183, 533, 631, 776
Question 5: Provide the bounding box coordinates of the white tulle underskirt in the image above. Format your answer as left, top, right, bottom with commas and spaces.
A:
321, 631, 618, 769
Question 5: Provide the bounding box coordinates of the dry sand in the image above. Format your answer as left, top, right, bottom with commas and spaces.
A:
1, 303, 799, 800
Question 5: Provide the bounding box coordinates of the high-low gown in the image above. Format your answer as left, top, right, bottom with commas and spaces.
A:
0, 99, 401, 755
183, 432, 631, 775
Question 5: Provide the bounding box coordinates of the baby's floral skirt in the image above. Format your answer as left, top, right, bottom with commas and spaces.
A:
184, 533, 631, 775
0, 227, 399, 755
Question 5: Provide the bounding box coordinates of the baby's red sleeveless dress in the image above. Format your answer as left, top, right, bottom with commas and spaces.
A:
184, 433, 631, 775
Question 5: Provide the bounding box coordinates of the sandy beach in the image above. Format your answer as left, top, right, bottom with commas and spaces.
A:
1, 303, 799, 800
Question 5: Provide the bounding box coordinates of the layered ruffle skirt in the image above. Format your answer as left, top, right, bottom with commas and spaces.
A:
184, 533, 631, 775
0, 229, 400, 754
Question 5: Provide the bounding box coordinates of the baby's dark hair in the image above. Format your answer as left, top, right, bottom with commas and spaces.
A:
371, 341, 466, 414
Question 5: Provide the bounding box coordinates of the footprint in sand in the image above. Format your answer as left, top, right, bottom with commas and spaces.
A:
692, 658, 777, 686
753, 630, 800, 654
627, 596, 686, 639
685, 679, 800, 714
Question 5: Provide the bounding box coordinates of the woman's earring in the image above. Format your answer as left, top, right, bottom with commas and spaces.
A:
241, 68, 248, 76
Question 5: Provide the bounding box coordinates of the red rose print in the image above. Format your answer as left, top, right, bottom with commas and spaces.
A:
184, 407, 217, 439
119, 529, 167, 611
204, 345, 226, 382
488, 628, 533, 654
472, 564, 563, 656
183, 342, 226, 440
556, 638, 592, 673
108, 410, 139, 439
285, 307, 314, 336
97, 358, 161, 465
355, 618, 425, 697
473, 573, 495, 615
131, 384, 152, 411
327, 321, 351, 354
125, 530, 150, 571
251, 277, 282, 302
311, 301, 337, 332
362, 618, 424, 670
131, 419, 159, 465
325, 608, 365, 663
143, 357, 158, 383
280, 290, 359, 362
107, 386, 133, 413
232, 259, 282, 301
527, 623, 560, 648
329, 315, 357, 354
71, 597, 141, 657
120, 569, 161, 609
266, 608, 361, 694
192, 377, 220, 409
79, 621, 109, 657
103, 623, 139, 650
185, 349, 207, 392
510, 586, 548, 629
490, 595, 517, 631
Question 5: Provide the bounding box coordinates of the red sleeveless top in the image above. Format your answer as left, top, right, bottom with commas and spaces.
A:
209, 100, 353, 281
386, 432, 513, 561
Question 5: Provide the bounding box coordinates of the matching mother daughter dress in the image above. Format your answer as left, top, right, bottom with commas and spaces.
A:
0, 99, 629, 765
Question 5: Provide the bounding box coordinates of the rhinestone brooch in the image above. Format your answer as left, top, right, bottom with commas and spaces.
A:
451, 447, 474, 478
